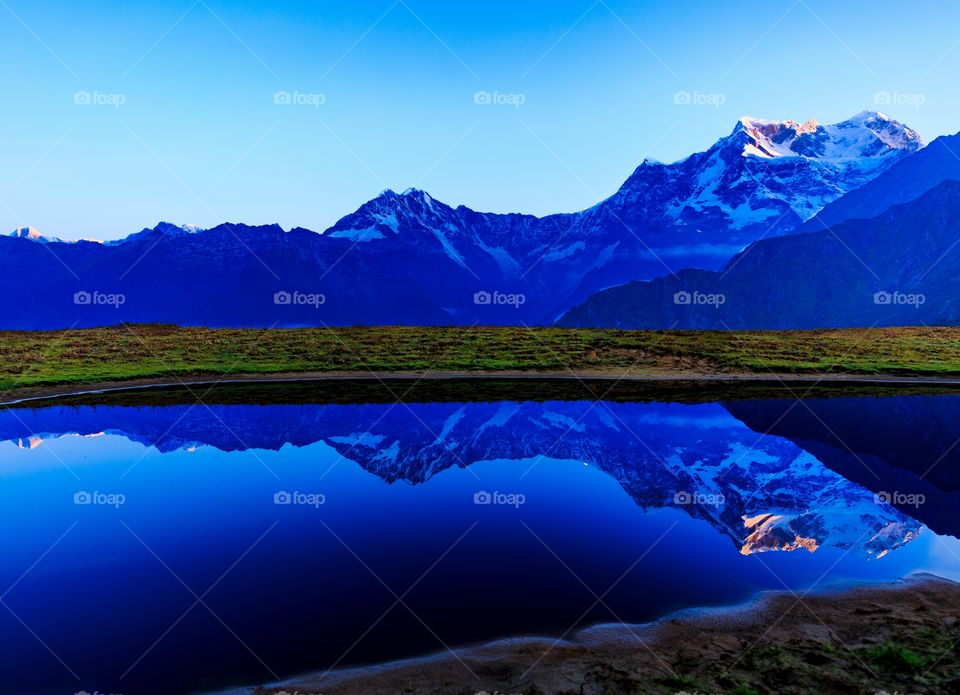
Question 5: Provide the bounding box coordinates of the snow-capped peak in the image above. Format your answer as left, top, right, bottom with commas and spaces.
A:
9, 226, 62, 243
730, 112, 922, 161
324, 186, 474, 268
103, 222, 208, 246
834, 110, 923, 152
607, 110, 924, 235
737, 115, 820, 135
400, 187, 431, 199
735, 116, 820, 158
327, 186, 453, 241
844, 109, 890, 124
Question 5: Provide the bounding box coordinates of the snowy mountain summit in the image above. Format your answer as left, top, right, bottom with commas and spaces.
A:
608, 110, 924, 231
8, 227, 62, 244
734, 111, 920, 161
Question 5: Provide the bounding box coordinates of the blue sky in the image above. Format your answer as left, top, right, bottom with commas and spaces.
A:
2, 0, 959, 240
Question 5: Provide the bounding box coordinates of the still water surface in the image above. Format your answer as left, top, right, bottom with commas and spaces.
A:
2, 387, 959, 694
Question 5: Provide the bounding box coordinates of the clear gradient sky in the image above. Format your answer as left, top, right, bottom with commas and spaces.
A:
2, 0, 959, 240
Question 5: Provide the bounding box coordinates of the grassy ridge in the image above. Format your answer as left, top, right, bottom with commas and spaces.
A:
1, 325, 959, 395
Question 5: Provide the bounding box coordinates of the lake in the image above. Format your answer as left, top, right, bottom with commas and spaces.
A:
2, 382, 959, 694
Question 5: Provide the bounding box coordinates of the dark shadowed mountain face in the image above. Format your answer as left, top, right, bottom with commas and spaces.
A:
0, 113, 919, 328
558, 180, 960, 329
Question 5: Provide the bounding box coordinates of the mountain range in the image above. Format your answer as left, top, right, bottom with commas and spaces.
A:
0, 111, 929, 329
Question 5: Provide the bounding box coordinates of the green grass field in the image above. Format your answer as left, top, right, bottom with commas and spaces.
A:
1, 324, 959, 397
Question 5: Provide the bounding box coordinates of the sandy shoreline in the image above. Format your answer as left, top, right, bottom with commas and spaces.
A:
207, 573, 960, 695
6, 369, 960, 407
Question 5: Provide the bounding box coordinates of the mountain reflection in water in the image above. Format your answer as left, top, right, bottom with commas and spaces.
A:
3, 394, 956, 554
2, 389, 960, 695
